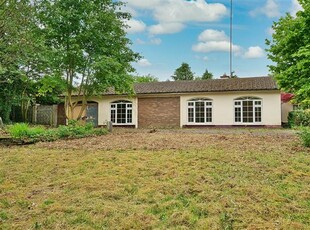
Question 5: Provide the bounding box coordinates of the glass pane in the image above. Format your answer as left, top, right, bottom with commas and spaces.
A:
235, 101, 241, 106
235, 107, 241, 122
255, 101, 261, 105
111, 110, 115, 123
188, 108, 194, 122
206, 107, 212, 122
255, 107, 261, 122
127, 103, 132, 108
127, 109, 132, 123
205, 101, 212, 106
195, 102, 205, 123
117, 103, 126, 123
242, 101, 253, 123
188, 102, 194, 106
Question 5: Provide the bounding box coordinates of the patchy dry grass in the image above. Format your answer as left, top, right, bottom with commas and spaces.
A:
0, 128, 309, 229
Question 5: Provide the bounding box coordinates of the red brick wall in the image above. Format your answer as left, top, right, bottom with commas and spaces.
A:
138, 97, 180, 128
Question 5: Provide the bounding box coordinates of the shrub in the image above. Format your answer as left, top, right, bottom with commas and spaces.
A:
58, 120, 96, 138
298, 127, 310, 147
8, 123, 45, 139
288, 109, 310, 127
8, 121, 108, 143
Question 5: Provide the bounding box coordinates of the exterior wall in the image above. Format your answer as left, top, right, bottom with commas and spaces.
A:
281, 102, 293, 123
180, 91, 281, 126
70, 96, 138, 127
138, 97, 180, 128
98, 96, 138, 127
72, 105, 86, 120
70, 90, 281, 128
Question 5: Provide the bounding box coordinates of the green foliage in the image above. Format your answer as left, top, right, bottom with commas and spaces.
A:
0, 1, 55, 122
36, 0, 140, 120
172, 63, 194, 81
8, 123, 45, 139
36, 75, 66, 105
133, 74, 158, 83
266, 0, 310, 106
201, 69, 213, 80
8, 121, 108, 142
288, 110, 310, 127
298, 127, 310, 147
57, 120, 97, 138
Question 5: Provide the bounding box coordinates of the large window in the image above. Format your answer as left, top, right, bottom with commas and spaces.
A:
234, 97, 262, 123
187, 98, 212, 123
111, 100, 132, 124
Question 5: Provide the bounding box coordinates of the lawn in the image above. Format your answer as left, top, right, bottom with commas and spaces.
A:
0, 128, 309, 229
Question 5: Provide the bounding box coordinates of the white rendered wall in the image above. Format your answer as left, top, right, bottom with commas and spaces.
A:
281, 102, 294, 123
96, 96, 138, 127
71, 96, 138, 127
180, 91, 281, 127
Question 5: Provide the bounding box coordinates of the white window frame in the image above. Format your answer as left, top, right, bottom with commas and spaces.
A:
234, 97, 262, 124
110, 101, 133, 125
187, 98, 213, 124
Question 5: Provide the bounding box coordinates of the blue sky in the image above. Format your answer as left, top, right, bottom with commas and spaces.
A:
122, 0, 302, 81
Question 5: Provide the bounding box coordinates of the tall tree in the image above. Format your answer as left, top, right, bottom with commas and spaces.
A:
266, 0, 310, 106
172, 63, 194, 81
201, 69, 213, 80
0, 0, 45, 122
36, 0, 140, 120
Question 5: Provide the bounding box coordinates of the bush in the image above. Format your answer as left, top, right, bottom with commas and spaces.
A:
8, 123, 45, 139
8, 121, 108, 143
298, 127, 310, 147
57, 120, 96, 138
288, 109, 310, 127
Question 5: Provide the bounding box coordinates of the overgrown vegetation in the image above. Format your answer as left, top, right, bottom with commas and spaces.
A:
298, 127, 310, 147
288, 109, 310, 127
287, 109, 310, 147
0, 129, 309, 229
266, 0, 310, 106
0, 0, 139, 124
7, 120, 107, 143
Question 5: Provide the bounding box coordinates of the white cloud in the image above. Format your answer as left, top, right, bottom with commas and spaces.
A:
136, 38, 146, 45
148, 23, 185, 35
119, 5, 138, 17
290, 0, 303, 17
126, 0, 227, 35
198, 29, 229, 42
125, 19, 146, 34
136, 38, 162, 45
152, 0, 227, 23
193, 41, 241, 53
150, 38, 162, 45
250, 0, 280, 18
193, 29, 241, 54
137, 58, 151, 67
243, 46, 265, 59
126, 0, 162, 9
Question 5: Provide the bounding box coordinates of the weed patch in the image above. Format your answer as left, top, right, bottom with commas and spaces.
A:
298, 127, 310, 147
6, 121, 108, 144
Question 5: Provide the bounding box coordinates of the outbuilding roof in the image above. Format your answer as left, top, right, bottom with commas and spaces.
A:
132, 76, 278, 95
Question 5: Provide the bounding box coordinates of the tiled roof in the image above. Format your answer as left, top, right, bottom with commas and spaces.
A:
132, 76, 278, 94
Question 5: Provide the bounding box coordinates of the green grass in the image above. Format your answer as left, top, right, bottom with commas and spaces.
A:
0, 129, 309, 229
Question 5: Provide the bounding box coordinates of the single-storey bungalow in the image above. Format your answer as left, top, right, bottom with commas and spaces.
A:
69, 76, 282, 128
